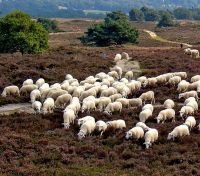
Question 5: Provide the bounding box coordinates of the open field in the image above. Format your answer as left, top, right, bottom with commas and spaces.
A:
0, 19, 200, 175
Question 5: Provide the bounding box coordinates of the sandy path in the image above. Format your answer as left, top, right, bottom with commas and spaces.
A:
143, 29, 193, 47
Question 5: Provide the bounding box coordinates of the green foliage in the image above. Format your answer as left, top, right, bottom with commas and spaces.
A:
141, 7, 159, 21
37, 18, 59, 33
173, 7, 192, 20
157, 12, 175, 28
80, 11, 139, 46
129, 8, 144, 21
0, 11, 48, 54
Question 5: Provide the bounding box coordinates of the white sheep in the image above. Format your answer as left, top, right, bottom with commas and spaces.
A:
108, 71, 119, 80
106, 119, 126, 129
39, 83, 50, 93
30, 89, 41, 103
125, 126, 144, 140
139, 109, 153, 123
135, 122, 150, 131
156, 109, 175, 123
121, 52, 130, 60
188, 81, 200, 91
142, 104, 154, 113
32, 101, 42, 114
50, 83, 61, 89
163, 99, 175, 109
95, 72, 107, 80
35, 78, 45, 88
42, 97, 55, 114
109, 93, 123, 102
167, 124, 190, 141
62, 108, 76, 129
178, 90, 199, 100
137, 76, 147, 87
179, 106, 194, 119
1, 85, 20, 97
23, 79, 33, 86
66, 97, 81, 115
190, 49, 199, 58
116, 98, 130, 108
184, 97, 196, 105
77, 116, 95, 126
185, 100, 198, 112
139, 91, 155, 104
173, 72, 187, 79
129, 98, 143, 108
124, 71, 133, 80
177, 80, 189, 92
81, 99, 96, 113
143, 77, 157, 87
191, 75, 200, 83
110, 66, 122, 79
95, 120, 107, 136
156, 75, 167, 84
96, 97, 111, 112
47, 89, 68, 100
100, 87, 117, 97
65, 74, 73, 80
183, 116, 196, 131
168, 76, 181, 86
114, 53, 122, 62
20, 84, 38, 96
104, 102, 122, 115
143, 128, 158, 149
60, 81, 70, 91
79, 88, 97, 102
77, 120, 96, 140
55, 93, 72, 108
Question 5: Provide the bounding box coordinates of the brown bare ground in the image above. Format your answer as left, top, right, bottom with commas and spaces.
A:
0, 19, 200, 176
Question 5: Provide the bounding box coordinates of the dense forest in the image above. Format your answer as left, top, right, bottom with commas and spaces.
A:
0, 0, 200, 18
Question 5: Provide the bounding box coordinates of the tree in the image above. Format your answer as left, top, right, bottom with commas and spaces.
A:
140, 7, 159, 21
157, 12, 175, 27
0, 11, 48, 54
173, 7, 192, 20
129, 8, 144, 21
37, 18, 59, 33
80, 11, 139, 46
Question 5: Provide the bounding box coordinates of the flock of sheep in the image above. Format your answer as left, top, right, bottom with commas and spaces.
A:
184, 47, 199, 58
1, 52, 200, 149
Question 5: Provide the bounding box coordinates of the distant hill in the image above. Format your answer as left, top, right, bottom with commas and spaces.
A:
0, 0, 200, 18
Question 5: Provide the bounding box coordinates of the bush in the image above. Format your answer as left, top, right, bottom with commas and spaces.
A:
80, 11, 139, 46
37, 18, 60, 33
0, 11, 48, 54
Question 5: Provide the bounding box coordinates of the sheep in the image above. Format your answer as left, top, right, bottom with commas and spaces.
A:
156, 75, 167, 84
162, 73, 174, 81
185, 100, 198, 112
139, 91, 155, 104
66, 97, 81, 115
143, 128, 158, 149
155, 109, 175, 124
114, 53, 122, 62
116, 98, 130, 108
23, 79, 33, 86
100, 87, 117, 97
173, 72, 187, 79
47, 89, 68, 100
190, 49, 199, 58
137, 76, 147, 87
142, 104, 154, 113
188, 81, 200, 91
20, 84, 38, 96
179, 106, 194, 119
108, 71, 119, 80
96, 97, 111, 112
95, 120, 107, 136
125, 126, 144, 140
139, 109, 153, 123
183, 116, 196, 131
60, 81, 70, 91
167, 124, 190, 141
128, 80, 141, 92
124, 71, 133, 80
129, 98, 143, 108
81, 99, 96, 113
32, 101, 42, 114
104, 102, 122, 115
1, 85, 20, 97
77, 120, 96, 140
72, 86, 85, 98
95, 72, 108, 80
35, 78, 45, 88
135, 122, 150, 131
50, 83, 61, 89
55, 93, 72, 108
62, 108, 76, 129
79, 88, 97, 102
30, 89, 41, 103
42, 97, 55, 114
121, 52, 130, 60
77, 116, 95, 126
191, 75, 200, 83
109, 93, 123, 102
184, 97, 196, 105
39, 83, 50, 93
177, 80, 189, 92
110, 66, 122, 79
184, 48, 191, 55
106, 119, 126, 129
178, 90, 199, 100
143, 77, 157, 87
163, 99, 175, 109
65, 74, 73, 80
168, 76, 181, 86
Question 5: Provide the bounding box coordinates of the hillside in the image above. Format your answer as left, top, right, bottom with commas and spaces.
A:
1, 0, 200, 17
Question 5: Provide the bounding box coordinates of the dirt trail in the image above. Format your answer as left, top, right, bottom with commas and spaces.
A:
143, 29, 193, 47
